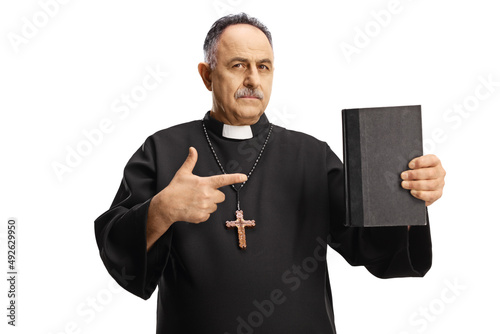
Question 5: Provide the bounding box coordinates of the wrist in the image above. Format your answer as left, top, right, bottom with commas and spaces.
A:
148, 194, 174, 233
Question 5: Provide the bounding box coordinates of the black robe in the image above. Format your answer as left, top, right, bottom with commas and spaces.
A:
94, 112, 432, 334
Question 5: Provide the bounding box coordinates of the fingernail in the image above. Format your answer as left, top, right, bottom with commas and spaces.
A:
409, 161, 415, 169
401, 172, 408, 180
402, 181, 409, 188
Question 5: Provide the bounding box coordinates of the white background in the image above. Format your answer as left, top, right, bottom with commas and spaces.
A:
1, 0, 499, 333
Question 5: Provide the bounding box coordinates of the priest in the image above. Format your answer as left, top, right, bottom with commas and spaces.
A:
95, 13, 446, 334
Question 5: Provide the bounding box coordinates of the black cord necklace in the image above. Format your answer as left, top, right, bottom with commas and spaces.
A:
202, 120, 273, 249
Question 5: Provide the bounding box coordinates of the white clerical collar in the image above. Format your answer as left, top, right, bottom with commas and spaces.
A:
222, 124, 253, 140
203, 111, 270, 139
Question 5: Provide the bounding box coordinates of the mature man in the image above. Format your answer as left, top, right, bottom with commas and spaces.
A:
95, 13, 445, 333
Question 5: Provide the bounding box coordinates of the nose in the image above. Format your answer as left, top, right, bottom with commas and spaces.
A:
244, 65, 261, 88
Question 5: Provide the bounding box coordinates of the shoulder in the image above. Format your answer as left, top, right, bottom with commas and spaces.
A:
141, 119, 201, 149
273, 125, 342, 164
151, 119, 201, 140
274, 125, 329, 150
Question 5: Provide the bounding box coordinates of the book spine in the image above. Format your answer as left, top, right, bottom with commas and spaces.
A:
343, 109, 364, 227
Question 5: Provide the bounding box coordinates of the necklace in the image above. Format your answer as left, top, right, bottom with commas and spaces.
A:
202, 120, 273, 249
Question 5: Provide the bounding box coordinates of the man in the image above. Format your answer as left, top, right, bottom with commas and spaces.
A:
95, 13, 445, 333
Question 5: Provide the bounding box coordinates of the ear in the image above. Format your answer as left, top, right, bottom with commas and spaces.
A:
198, 62, 212, 91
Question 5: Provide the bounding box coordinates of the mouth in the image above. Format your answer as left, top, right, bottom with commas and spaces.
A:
239, 96, 260, 99
235, 88, 264, 100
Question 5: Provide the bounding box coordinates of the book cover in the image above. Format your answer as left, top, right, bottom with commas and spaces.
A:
342, 105, 427, 227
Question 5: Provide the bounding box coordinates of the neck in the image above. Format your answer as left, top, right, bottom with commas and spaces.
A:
209, 110, 260, 126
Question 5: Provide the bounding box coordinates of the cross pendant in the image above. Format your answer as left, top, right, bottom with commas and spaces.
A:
226, 210, 255, 249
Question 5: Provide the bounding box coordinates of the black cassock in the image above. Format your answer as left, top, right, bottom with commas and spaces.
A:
95, 112, 432, 334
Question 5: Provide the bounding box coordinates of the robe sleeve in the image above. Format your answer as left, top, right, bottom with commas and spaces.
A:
94, 137, 172, 299
325, 144, 432, 278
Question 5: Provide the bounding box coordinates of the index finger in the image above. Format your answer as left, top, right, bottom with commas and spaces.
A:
206, 173, 248, 189
408, 154, 441, 169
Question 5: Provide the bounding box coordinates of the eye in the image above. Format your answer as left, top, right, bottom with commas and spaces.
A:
233, 63, 244, 68
259, 64, 270, 70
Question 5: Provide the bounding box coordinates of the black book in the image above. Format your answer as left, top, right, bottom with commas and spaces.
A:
342, 105, 427, 227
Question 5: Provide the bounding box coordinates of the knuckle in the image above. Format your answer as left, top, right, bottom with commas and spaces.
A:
199, 189, 211, 200
420, 192, 431, 201
194, 212, 210, 223
428, 169, 438, 179
432, 190, 441, 199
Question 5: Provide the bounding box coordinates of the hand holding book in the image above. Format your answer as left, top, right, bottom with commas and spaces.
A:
401, 154, 446, 207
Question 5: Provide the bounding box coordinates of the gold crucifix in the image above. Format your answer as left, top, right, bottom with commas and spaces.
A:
226, 210, 255, 249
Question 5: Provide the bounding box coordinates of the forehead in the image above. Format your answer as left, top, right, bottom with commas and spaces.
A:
216, 24, 274, 62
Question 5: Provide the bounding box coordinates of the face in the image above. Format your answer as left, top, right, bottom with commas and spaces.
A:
199, 24, 274, 125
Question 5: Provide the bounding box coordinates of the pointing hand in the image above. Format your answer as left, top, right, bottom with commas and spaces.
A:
146, 147, 247, 250
148, 146, 246, 230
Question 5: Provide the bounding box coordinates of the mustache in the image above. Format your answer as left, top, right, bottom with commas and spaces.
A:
234, 87, 264, 99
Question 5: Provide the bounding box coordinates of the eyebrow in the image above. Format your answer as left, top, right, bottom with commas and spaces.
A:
228, 57, 273, 65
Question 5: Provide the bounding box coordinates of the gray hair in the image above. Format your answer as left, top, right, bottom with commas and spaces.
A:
203, 13, 273, 70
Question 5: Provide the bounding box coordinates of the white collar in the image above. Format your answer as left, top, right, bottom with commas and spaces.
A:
222, 124, 253, 140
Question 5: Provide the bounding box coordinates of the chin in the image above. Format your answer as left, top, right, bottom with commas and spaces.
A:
234, 102, 266, 118
234, 108, 264, 123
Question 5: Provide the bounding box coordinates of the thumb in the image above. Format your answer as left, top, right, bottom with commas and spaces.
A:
178, 147, 198, 174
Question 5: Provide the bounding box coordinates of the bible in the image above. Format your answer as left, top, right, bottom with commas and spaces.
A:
342, 105, 427, 227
